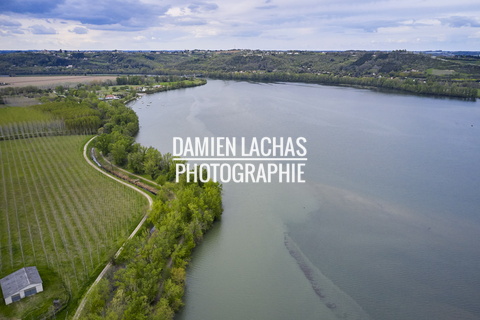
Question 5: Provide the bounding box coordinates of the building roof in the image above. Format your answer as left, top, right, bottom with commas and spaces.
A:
0, 267, 42, 298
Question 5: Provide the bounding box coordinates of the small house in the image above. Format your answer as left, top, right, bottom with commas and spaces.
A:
0, 267, 43, 305
105, 94, 119, 100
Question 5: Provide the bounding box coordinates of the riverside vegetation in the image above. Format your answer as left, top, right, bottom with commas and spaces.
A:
1, 49, 479, 99
0, 76, 221, 320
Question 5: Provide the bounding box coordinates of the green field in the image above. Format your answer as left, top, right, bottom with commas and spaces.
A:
426, 68, 456, 76
0, 134, 149, 319
0, 106, 54, 125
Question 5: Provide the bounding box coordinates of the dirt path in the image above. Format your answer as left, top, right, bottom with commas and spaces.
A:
99, 154, 161, 188
72, 136, 153, 320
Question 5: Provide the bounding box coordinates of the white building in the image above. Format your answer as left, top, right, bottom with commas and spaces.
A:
0, 267, 43, 305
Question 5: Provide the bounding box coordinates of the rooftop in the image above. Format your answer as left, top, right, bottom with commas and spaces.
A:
0, 267, 42, 298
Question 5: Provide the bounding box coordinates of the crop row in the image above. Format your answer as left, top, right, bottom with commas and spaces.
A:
0, 120, 67, 140
0, 134, 148, 299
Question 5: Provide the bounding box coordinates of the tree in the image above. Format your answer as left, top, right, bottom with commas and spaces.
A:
55, 85, 65, 95
128, 152, 145, 173
152, 298, 175, 320
83, 278, 110, 318
95, 133, 113, 154
122, 294, 149, 320
163, 279, 184, 311
105, 288, 127, 320
170, 267, 186, 285
111, 139, 128, 165
160, 152, 174, 173
144, 147, 162, 179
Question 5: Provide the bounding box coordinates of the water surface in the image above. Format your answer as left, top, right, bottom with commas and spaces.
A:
131, 80, 480, 320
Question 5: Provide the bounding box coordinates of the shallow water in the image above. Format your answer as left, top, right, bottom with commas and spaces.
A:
131, 80, 480, 320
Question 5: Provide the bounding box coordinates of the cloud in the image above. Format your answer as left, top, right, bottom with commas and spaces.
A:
51, 0, 167, 30
165, 6, 192, 17
0, 18, 22, 27
441, 16, 480, 28
0, 17, 24, 36
69, 26, 88, 34
0, 0, 169, 31
1, 0, 480, 50
29, 24, 57, 34
163, 2, 220, 30
188, 2, 219, 12
340, 18, 442, 33
0, 0, 64, 15
233, 30, 262, 37
256, 5, 277, 10
166, 2, 218, 19
175, 18, 209, 26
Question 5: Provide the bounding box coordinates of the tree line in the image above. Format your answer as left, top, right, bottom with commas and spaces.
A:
81, 178, 222, 319
116, 75, 187, 85
76, 79, 223, 319
204, 71, 478, 99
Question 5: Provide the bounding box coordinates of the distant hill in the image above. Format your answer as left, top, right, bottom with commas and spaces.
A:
0, 49, 478, 76
1, 50, 479, 99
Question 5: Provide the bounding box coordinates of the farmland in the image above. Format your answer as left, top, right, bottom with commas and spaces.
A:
0, 134, 149, 319
0, 76, 117, 89
0, 106, 54, 125
0, 77, 220, 319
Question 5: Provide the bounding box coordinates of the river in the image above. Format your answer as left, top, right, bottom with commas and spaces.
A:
130, 80, 480, 320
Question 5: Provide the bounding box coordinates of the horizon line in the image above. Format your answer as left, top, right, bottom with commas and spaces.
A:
0, 49, 477, 53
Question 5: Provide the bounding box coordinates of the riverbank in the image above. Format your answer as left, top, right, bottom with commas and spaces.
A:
73, 80, 223, 319
204, 71, 479, 100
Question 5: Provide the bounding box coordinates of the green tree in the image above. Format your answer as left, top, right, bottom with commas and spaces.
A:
111, 139, 128, 165
163, 279, 184, 311
144, 147, 162, 179
122, 294, 149, 320
152, 298, 175, 320
128, 151, 145, 173
105, 288, 127, 320
55, 85, 65, 94
83, 278, 110, 318
95, 133, 113, 154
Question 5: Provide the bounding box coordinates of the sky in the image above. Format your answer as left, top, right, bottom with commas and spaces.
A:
0, 0, 479, 51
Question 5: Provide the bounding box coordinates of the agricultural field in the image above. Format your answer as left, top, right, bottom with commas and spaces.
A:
0, 106, 54, 125
0, 133, 149, 319
0, 76, 117, 89
0, 75, 117, 107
